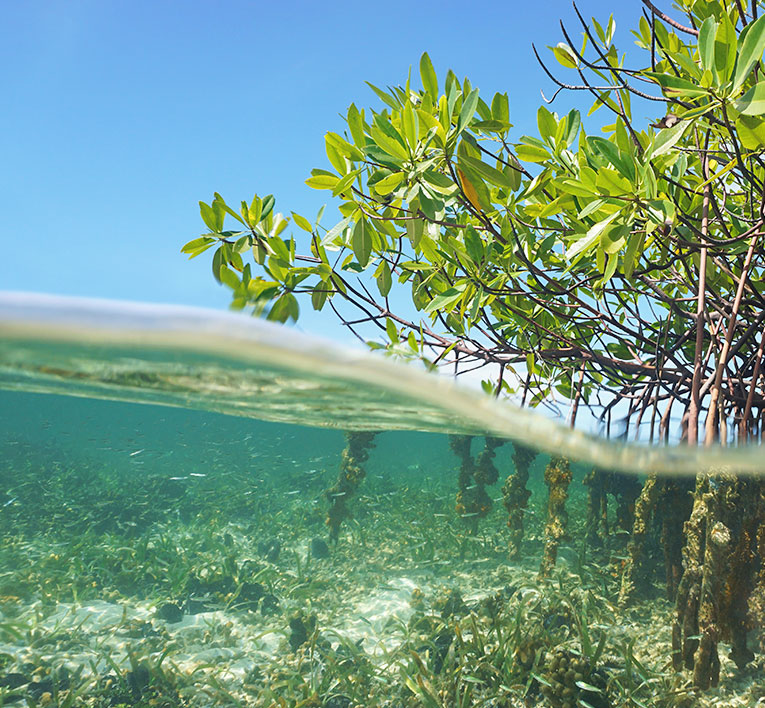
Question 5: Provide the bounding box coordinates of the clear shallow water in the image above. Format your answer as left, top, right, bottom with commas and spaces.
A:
0, 291, 762, 476
0, 293, 763, 706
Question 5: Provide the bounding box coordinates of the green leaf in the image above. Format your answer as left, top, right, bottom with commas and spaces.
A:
375, 172, 405, 195
252, 241, 267, 265
644, 71, 710, 98
648, 119, 689, 158
419, 52, 438, 97
365, 81, 400, 110
325, 132, 364, 161
736, 113, 765, 148
698, 17, 717, 75
268, 235, 290, 262
472, 119, 511, 132
219, 264, 240, 290
213, 193, 246, 225
352, 217, 372, 267
212, 246, 223, 283
491, 92, 510, 123
515, 144, 550, 163
457, 88, 480, 134
385, 317, 398, 342
560, 109, 581, 147
505, 154, 523, 191
260, 194, 275, 223
733, 13, 765, 91
422, 169, 455, 194
406, 218, 424, 249
602, 223, 628, 254
305, 174, 340, 190
267, 293, 299, 323
552, 42, 578, 68
347, 103, 366, 146
200, 201, 224, 233
291, 212, 313, 232
715, 14, 737, 85
622, 232, 645, 279
595, 166, 632, 195
567, 211, 620, 263
459, 154, 513, 190
588, 136, 635, 181
370, 118, 409, 160
577, 199, 606, 219
181, 236, 216, 258
463, 225, 485, 263
311, 283, 328, 311
735, 80, 765, 114
248, 195, 262, 225
560, 179, 596, 197
537, 106, 557, 143
376, 260, 392, 296
321, 216, 352, 246
332, 168, 361, 197
402, 102, 418, 146
423, 286, 466, 314
418, 191, 444, 220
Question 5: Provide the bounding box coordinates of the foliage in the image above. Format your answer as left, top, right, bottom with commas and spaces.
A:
185, 0, 765, 444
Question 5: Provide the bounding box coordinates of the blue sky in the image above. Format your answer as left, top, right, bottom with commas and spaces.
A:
2, 0, 645, 340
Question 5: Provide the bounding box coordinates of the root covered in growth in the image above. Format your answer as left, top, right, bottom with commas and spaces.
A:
450, 435, 505, 525
326, 431, 377, 542
502, 444, 536, 560
539, 457, 572, 578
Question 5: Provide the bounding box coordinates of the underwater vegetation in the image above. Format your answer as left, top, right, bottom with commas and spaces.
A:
1, 416, 764, 708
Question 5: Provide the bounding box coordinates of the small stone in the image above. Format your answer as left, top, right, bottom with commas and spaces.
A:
126, 664, 150, 694
310, 537, 330, 559
260, 593, 280, 615
0, 673, 29, 689
28, 679, 54, 699
155, 602, 184, 623
239, 581, 265, 603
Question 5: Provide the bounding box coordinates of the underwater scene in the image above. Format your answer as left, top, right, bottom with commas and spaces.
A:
1, 295, 764, 708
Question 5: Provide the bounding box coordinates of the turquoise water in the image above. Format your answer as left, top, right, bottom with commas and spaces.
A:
0, 293, 762, 707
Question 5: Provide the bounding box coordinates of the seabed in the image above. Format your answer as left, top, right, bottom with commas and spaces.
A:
0, 404, 763, 708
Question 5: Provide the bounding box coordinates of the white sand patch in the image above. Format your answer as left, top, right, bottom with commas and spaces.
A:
163, 609, 281, 678
339, 576, 418, 653
0, 599, 285, 680
43, 599, 151, 630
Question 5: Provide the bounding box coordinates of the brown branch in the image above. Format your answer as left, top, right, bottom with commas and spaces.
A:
688, 139, 710, 446
704, 228, 762, 444
641, 0, 699, 36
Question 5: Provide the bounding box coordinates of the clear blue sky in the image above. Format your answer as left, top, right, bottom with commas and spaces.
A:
2, 1, 645, 339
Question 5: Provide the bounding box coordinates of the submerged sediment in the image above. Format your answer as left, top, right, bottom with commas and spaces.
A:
1, 418, 763, 706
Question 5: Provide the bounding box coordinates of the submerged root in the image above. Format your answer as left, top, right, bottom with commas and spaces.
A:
619, 475, 693, 607
672, 472, 764, 689
585, 469, 643, 554
659, 479, 694, 601
326, 431, 377, 542
618, 474, 660, 607
539, 457, 572, 578
451, 435, 504, 525
502, 443, 536, 560
583, 468, 608, 547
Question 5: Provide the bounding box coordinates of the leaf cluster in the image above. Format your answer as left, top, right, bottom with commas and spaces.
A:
184, 0, 765, 441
